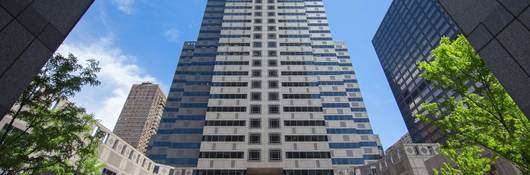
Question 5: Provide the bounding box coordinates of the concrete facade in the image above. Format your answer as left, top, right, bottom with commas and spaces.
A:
372, 0, 460, 143
95, 123, 186, 175
0, 0, 94, 118
148, 0, 383, 174
438, 0, 530, 120
113, 82, 166, 154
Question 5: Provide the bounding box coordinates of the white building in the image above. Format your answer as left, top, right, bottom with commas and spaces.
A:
147, 0, 384, 174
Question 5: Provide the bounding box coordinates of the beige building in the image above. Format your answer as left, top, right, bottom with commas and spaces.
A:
113, 82, 166, 154
354, 134, 520, 175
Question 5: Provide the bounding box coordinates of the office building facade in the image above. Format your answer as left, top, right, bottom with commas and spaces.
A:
372, 0, 460, 143
114, 82, 167, 154
148, 0, 383, 174
438, 0, 530, 120
0, 0, 94, 118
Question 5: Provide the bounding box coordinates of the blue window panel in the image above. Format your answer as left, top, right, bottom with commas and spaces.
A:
158, 128, 203, 134
183, 92, 210, 96
153, 142, 201, 149
339, 63, 353, 66
322, 103, 350, 108
168, 158, 198, 165
165, 108, 179, 112
364, 154, 381, 160
343, 79, 358, 83
160, 115, 206, 122
329, 142, 378, 149
353, 118, 370, 122
319, 81, 344, 85
324, 115, 371, 122
181, 103, 208, 108
346, 88, 361, 92
169, 88, 184, 92
351, 108, 367, 112
348, 97, 363, 102
332, 158, 364, 165
320, 92, 347, 96
149, 156, 198, 165
327, 128, 373, 134
324, 115, 353, 120
167, 97, 182, 101
186, 81, 211, 85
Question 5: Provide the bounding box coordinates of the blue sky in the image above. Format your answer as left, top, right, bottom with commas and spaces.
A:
57, 0, 406, 149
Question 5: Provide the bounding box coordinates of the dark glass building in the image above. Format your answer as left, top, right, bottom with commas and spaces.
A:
372, 0, 460, 143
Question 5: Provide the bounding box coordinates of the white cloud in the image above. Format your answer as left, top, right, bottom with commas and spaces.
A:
57, 36, 158, 129
112, 0, 135, 15
164, 28, 180, 43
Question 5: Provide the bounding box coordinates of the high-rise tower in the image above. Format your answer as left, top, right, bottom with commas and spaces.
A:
148, 1, 383, 174
372, 0, 460, 143
113, 82, 166, 154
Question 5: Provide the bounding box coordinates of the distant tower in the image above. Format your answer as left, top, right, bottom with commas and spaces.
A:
113, 82, 166, 154
148, 0, 383, 174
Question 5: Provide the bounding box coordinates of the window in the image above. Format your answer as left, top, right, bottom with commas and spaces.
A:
268, 92, 279, 101
268, 18, 275, 23
285, 152, 331, 159
253, 42, 262, 48
251, 105, 261, 114
285, 135, 328, 142
252, 60, 262, 66
248, 150, 261, 161
251, 81, 261, 88
121, 145, 127, 155
268, 70, 278, 77
253, 51, 262, 57
200, 152, 244, 159
268, 60, 277, 66
251, 92, 261, 101
250, 119, 261, 128
254, 19, 262, 23
269, 105, 280, 114
283, 107, 323, 112
255, 6, 262, 10
102, 168, 117, 175
252, 70, 262, 77
249, 133, 261, 144
112, 140, 119, 149
268, 41, 277, 47
284, 120, 326, 126
268, 33, 276, 39
254, 33, 262, 39
254, 12, 262, 16
268, 26, 276, 31
269, 119, 280, 128
207, 107, 247, 112
268, 5, 275, 10
268, 12, 275, 17
269, 80, 279, 88
269, 150, 282, 161
203, 135, 245, 142
205, 120, 246, 126
269, 133, 281, 144
254, 26, 262, 31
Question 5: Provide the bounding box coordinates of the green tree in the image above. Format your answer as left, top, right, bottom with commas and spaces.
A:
0, 54, 103, 174
416, 35, 530, 174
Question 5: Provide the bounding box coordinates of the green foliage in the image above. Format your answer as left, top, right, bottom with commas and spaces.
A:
0, 54, 103, 174
416, 35, 530, 174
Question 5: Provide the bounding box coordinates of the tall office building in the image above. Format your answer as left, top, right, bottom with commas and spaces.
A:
148, 0, 383, 174
0, 0, 94, 117
372, 0, 460, 143
114, 82, 166, 154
